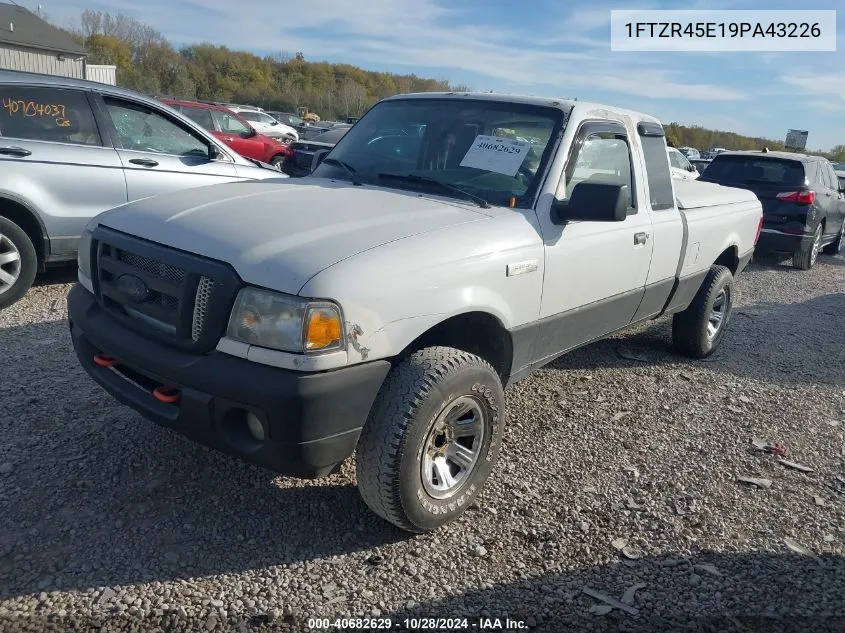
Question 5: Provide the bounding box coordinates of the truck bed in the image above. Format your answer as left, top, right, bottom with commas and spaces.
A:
674, 179, 762, 281
674, 179, 760, 210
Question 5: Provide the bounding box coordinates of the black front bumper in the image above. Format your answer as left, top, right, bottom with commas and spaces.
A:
68, 284, 390, 478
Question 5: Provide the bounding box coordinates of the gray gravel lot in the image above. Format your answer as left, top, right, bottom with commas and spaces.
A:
1, 257, 844, 633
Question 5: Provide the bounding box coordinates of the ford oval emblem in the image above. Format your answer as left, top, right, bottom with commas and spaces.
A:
116, 274, 150, 304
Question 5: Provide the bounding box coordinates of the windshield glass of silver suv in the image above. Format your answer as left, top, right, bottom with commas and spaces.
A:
312, 98, 563, 208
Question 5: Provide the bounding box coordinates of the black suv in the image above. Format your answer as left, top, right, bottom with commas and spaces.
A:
699, 151, 845, 269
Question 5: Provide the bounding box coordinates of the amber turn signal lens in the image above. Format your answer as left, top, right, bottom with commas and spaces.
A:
305, 308, 342, 350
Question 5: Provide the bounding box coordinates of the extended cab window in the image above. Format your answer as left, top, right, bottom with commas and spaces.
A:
0, 86, 101, 146
639, 131, 674, 211
558, 127, 636, 211
104, 98, 209, 156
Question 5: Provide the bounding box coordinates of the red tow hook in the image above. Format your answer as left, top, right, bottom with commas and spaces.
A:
153, 385, 181, 404
93, 353, 119, 368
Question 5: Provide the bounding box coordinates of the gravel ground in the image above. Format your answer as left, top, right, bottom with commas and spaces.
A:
1, 257, 844, 633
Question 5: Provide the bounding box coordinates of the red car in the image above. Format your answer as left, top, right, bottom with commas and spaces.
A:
160, 98, 292, 167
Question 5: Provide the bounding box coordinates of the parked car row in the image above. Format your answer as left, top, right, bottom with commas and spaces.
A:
228, 106, 299, 142
161, 98, 293, 168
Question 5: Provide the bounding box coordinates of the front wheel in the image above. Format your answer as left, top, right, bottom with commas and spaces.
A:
355, 347, 505, 533
0, 216, 38, 310
672, 265, 734, 359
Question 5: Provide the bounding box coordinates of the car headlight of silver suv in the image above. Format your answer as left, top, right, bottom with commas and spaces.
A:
226, 287, 344, 353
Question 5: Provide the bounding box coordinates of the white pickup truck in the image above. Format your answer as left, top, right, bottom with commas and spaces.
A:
68, 93, 762, 533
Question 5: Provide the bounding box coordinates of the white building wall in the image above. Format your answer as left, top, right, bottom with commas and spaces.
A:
0, 43, 85, 78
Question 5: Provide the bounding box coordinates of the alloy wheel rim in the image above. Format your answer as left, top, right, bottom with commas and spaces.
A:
707, 289, 728, 340
421, 395, 487, 500
0, 234, 22, 295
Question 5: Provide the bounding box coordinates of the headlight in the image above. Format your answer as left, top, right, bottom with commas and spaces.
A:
226, 287, 344, 353
77, 227, 94, 280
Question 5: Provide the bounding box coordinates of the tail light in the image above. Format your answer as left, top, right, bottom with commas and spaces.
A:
776, 190, 815, 204
754, 216, 763, 244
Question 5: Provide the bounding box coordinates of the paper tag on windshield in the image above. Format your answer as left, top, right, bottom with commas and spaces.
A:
459, 135, 532, 176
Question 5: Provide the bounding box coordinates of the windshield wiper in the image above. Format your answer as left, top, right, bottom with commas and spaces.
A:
322, 157, 362, 185
377, 173, 491, 208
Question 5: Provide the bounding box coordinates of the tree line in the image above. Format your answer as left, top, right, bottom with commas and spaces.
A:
57, 9, 844, 158
65, 10, 468, 120
665, 123, 844, 162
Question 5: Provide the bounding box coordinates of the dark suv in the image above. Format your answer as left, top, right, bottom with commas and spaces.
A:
699, 151, 845, 269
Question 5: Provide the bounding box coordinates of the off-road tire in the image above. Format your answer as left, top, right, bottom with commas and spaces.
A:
355, 346, 505, 533
822, 222, 844, 256
672, 265, 734, 359
0, 216, 37, 310
793, 223, 822, 270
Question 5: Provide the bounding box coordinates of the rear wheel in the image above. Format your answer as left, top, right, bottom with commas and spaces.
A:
672, 265, 734, 359
269, 154, 286, 169
0, 216, 38, 310
355, 347, 505, 533
822, 222, 844, 255
793, 223, 822, 270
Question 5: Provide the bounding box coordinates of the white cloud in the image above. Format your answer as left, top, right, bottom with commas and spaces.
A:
781, 75, 845, 101
47, 0, 749, 103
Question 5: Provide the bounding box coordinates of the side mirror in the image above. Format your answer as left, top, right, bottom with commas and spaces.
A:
552, 182, 628, 224
208, 144, 221, 160
688, 164, 696, 172
311, 149, 330, 173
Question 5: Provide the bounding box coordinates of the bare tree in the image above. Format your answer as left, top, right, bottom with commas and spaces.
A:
336, 80, 367, 117
80, 9, 103, 37
280, 76, 302, 109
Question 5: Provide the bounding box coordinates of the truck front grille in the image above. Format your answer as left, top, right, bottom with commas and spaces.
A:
92, 228, 241, 353
119, 250, 186, 284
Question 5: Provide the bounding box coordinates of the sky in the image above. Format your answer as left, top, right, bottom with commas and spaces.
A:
35, 0, 845, 151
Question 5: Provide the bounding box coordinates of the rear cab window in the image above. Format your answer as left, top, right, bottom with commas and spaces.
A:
0, 85, 101, 146
637, 122, 674, 211
699, 155, 806, 186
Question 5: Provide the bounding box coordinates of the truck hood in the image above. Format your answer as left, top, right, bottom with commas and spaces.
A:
97, 178, 487, 294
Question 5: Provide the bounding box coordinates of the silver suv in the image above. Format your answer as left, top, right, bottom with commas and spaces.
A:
0, 70, 286, 309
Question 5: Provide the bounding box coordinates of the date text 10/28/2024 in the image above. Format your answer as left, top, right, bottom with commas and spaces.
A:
307, 617, 531, 630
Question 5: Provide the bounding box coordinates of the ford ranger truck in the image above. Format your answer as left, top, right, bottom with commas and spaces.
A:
68, 93, 763, 533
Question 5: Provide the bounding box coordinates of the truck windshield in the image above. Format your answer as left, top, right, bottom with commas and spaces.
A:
311, 98, 563, 208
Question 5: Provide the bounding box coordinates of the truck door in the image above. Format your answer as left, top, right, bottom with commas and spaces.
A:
535, 120, 654, 360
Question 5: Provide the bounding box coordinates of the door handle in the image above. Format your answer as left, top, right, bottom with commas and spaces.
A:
634, 232, 649, 245
223, 136, 234, 142
0, 146, 32, 157
128, 158, 159, 167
